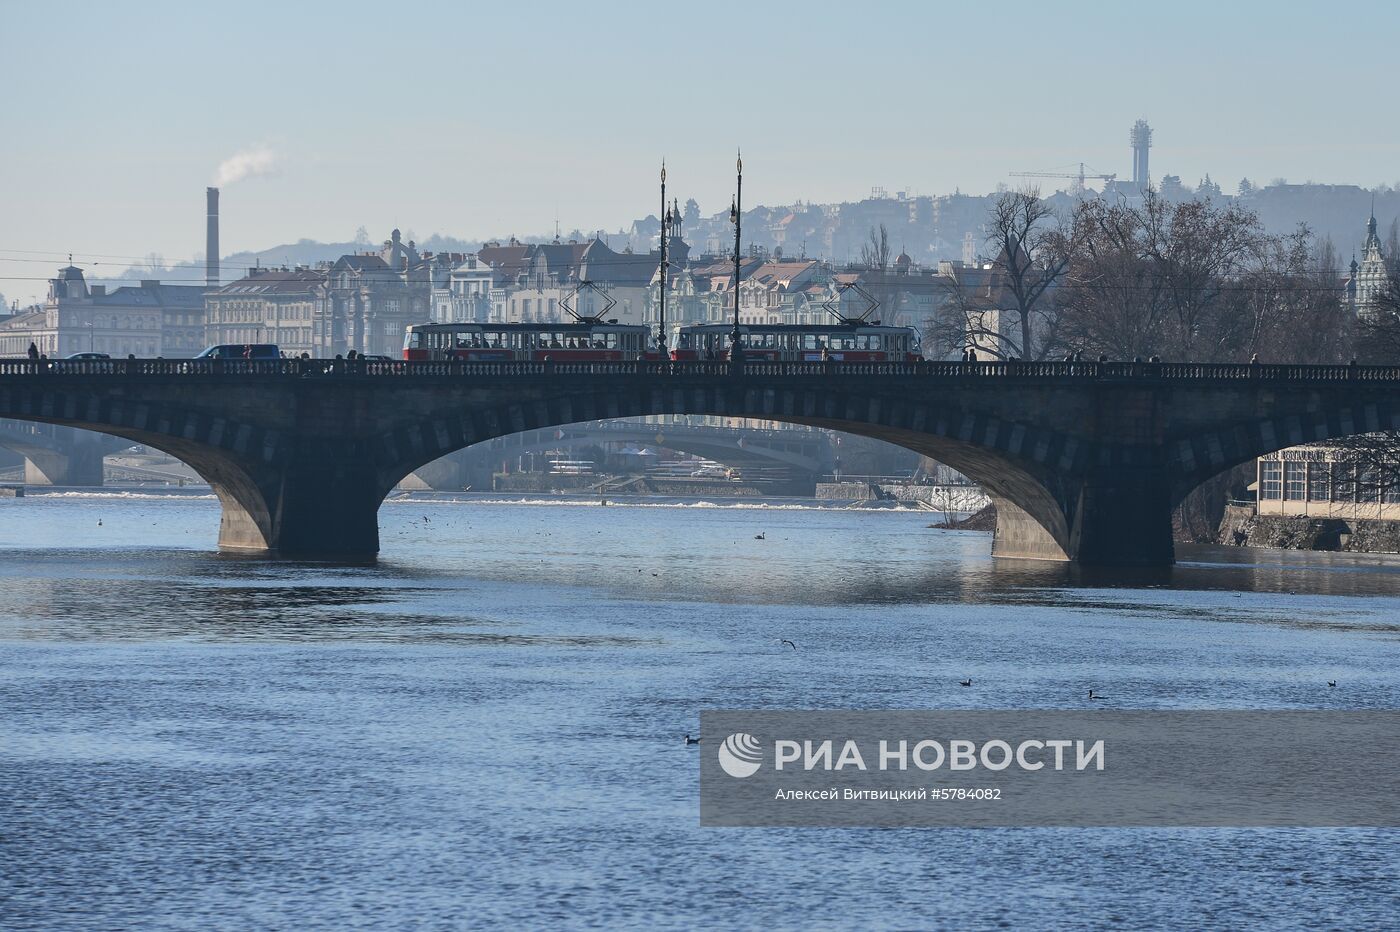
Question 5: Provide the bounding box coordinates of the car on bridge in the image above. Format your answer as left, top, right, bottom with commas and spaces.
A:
195, 344, 281, 360
47, 351, 112, 373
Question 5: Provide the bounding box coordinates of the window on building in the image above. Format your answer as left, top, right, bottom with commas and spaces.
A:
1283, 461, 1306, 501
1332, 463, 1359, 502
1359, 468, 1383, 503
1306, 461, 1331, 501
1260, 461, 1282, 500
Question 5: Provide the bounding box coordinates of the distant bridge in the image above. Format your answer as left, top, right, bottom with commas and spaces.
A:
0, 419, 128, 485
410, 418, 834, 493
4, 356, 1397, 566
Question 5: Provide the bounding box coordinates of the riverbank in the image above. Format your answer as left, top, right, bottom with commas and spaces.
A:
1217, 503, 1400, 554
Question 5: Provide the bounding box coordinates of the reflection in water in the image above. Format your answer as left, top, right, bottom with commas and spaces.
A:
1, 496, 1399, 928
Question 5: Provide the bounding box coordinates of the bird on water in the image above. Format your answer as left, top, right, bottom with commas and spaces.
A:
959, 678, 972, 687
684, 734, 700, 746
780, 639, 797, 651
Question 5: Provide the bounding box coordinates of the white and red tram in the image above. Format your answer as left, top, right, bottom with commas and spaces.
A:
403, 322, 654, 362
670, 323, 922, 363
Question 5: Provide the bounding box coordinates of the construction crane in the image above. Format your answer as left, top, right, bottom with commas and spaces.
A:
1010, 163, 1116, 192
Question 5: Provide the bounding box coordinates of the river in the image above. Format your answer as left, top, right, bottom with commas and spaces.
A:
2, 493, 1397, 929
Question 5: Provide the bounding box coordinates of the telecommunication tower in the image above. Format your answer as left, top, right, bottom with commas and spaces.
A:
1130, 120, 1153, 188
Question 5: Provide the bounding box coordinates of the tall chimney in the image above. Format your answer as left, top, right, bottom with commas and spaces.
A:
206, 186, 220, 289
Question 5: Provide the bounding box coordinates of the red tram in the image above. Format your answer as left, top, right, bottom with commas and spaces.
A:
670, 323, 922, 363
403, 322, 653, 362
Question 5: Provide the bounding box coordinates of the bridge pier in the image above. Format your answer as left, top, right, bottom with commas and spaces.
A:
990, 496, 1071, 561
989, 466, 1173, 567
211, 455, 384, 558
1069, 465, 1175, 567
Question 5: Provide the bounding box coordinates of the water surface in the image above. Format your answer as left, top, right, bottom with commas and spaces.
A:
2, 495, 1397, 929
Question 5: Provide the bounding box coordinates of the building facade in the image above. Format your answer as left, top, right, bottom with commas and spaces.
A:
0, 266, 205, 358
1252, 213, 1398, 522
206, 268, 323, 356
1256, 446, 1400, 520
309, 230, 458, 356
1353, 211, 1388, 321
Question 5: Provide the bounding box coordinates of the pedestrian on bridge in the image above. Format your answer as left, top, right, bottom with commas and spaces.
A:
27, 342, 38, 361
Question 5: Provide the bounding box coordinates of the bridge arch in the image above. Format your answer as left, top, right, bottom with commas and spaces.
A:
1167, 402, 1400, 504
384, 384, 1086, 561
0, 394, 378, 554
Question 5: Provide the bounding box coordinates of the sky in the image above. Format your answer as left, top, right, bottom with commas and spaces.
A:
3, 0, 1400, 303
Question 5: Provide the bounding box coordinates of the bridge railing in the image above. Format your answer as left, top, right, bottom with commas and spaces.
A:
8, 356, 1400, 382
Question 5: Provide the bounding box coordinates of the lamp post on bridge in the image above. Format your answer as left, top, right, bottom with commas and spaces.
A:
658, 161, 668, 361
729, 150, 744, 372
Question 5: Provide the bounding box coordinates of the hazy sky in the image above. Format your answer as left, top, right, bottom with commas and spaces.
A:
4, 0, 1399, 302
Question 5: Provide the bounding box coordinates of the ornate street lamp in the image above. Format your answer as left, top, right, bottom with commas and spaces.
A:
729, 150, 744, 367
658, 161, 668, 359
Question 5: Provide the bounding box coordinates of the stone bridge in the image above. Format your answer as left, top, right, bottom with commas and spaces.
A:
0, 418, 128, 486
3, 356, 1397, 566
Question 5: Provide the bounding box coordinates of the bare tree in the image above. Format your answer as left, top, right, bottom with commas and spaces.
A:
1051, 195, 1344, 540
860, 224, 891, 271
925, 190, 1076, 360
1353, 264, 1400, 363
926, 268, 1024, 360
1240, 227, 1352, 364
1054, 197, 1171, 359
1139, 193, 1263, 360
984, 189, 1075, 358
1054, 191, 1271, 362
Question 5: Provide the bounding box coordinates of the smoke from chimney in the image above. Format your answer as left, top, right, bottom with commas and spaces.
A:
206, 187, 219, 289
